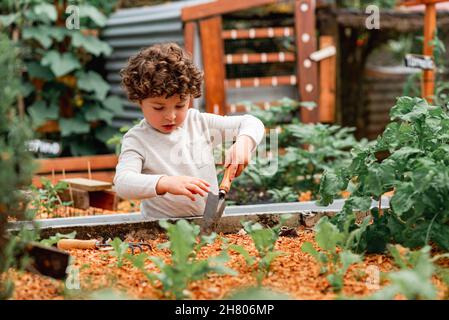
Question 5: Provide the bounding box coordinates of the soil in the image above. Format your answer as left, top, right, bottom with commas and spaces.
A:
32, 200, 141, 220
7, 226, 449, 300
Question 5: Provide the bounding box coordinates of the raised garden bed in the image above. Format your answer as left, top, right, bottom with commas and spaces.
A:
7, 227, 449, 300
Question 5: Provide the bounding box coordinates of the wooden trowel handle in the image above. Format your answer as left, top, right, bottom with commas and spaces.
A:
57, 239, 98, 250
219, 166, 233, 193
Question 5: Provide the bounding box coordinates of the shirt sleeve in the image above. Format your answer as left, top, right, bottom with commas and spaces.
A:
113, 134, 166, 200
200, 112, 265, 152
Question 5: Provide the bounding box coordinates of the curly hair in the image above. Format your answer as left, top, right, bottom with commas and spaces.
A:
120, 43, 203, 102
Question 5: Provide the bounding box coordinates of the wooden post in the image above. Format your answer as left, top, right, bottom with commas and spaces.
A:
422, 3, 436, 101
184, 21, 196, 58
294, 0, 319, 123
184, 21, 197, 109
199, 16, 226, 115
87, 160, 92, 180
319, 36, 336, 123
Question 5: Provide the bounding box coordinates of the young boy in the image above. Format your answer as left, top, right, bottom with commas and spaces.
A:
114, 43, 265, 219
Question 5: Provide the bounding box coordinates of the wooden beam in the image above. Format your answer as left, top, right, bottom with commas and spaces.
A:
399, 0, 448, 6
225, 75, 297, 88
319, 36, 336, 123
222, 27, 294, 40
182, 0, 278, 22
33, 171, 115, 187
225, 52, 295, 64
36, 154, 118, 174
422, 3, 437, 101
294, 0, 319, 123
199, 16, 226, 114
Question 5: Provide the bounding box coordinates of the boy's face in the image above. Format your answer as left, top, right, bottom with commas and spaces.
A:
139, 94, 190, 134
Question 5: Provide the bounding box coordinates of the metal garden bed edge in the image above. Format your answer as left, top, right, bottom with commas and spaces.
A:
8, 198, 390, 240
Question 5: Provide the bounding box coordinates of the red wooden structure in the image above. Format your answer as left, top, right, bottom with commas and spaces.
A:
181, 0, 336, 123
400, 0, 449, 101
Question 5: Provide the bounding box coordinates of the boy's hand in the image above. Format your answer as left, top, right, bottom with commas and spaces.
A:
156, 176, 211, 201
224, 135, 256, 180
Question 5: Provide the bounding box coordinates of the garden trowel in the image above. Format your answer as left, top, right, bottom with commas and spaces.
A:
201, 166, 233, 234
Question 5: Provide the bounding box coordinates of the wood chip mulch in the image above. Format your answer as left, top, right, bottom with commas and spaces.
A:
7, 227, 449, 300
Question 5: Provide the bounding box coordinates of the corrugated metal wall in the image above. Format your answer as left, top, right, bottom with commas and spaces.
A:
102, 0, 210, 128
362, 66, 419, 140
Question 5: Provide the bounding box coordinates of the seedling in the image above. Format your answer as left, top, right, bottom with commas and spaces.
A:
126, 219, 236, 300
30, 178, 73, 217
369, 245, 438, 300
40, 231, 77, 247
230, 214, 292, 286
301, 216, 365, 293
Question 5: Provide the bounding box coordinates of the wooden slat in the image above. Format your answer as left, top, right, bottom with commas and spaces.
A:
222, 27, 295, 40
225, 52, 295, 64
182, 0, 277, 22
36, 120, 59, 133
294, 0, 319, 123
422, 3, 437, 101
36, 154, 118, 174
226, 100, 285, 113
59, 178, 112, 192
33, 171, 115, 187
318, 36, 336, 123
399, 0, 448, 6
200, 16, 227, 114
225, 75, 297, 88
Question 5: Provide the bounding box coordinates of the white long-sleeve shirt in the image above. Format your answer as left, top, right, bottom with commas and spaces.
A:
113, 108, 265, 219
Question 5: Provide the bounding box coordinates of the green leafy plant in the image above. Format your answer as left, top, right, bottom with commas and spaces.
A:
0, 33, 37, 299
229, 98, 361, 205
230, 215, 291, 286
369, 245, 438, 300
30, 178, 72, 217
301, 216, 365, 293
127, 219, 236, 299
106, 119, 141, 155
40, 231, 76, 247
109, 237, 130, 268
318, 96, 449, 253
0, 0, 123, 156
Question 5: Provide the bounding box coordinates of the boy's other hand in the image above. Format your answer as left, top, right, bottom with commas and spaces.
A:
156, 176, 211, 201
224, 135, 255, 180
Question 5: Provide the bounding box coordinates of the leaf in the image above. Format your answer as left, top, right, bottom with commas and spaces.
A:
23, 27, 52, 48
41, 51, 81, 77
0, 13, 19, 27
76, 71, 110, 100
83, 104, 115, 124
59, 116, 90, 137
102, 96, 124, 114
314, 217, 343, 252
71, 32, 112, 56
33, 3, 57, 21
26, 62, 54, 81
390, 184, 415, 216
339, 250, 361, 273
78, 4, 107, 27
229, 244, 255, 266
161, 219, 197, 266
40, 231, 76, 247
28, 100, 59, 128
